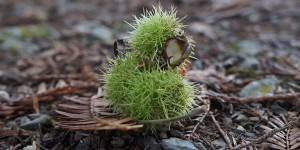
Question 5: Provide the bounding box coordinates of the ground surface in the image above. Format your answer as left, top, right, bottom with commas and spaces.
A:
0, 0, 300, 149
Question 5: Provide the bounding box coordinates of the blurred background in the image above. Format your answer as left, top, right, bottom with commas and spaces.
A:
1, 0, 299, 72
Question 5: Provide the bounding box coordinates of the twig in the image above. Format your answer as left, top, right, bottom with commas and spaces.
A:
210, 112, 233, 150
189, 112, 208, 139
233, 116, 300, 149
207, 92, 300, 104
195, 134, 216, 150
38, 123, 43, 147
189, 90, 211, 139
33, 95, 40, 114
29, 74, 98, 81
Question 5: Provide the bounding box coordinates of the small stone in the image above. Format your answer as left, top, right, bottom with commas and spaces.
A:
7, 121, 18, 127
23, 145, 36, 150
20, 114, 51, 130
111, 137, 125, 148
244, 132, 257, 139
248, 13, 262, 23
270, 100, 288, 115
75, 137, 90, 150
192, 60, 206, 70
121, 133, 132, 141
219, 20, 232, 30
13, 116, 31, 126
142, 136, 160, 150
239, 57, 261, 70
231, 111, 248, 122
236, 125, 246, 132
74, 132, 85, 141
249, 117, 260, 121
249, 103, 263, 109
194, 142, 207, 150
239, 76, 278, 97
238, 40, 261, 56
211, 139, 226, 149
162, 138, 198, 150
290, 40, 300, 48
0, 71, 26, 84
159, 132, 168, 139
189, 22, 217, 40
169, 129, 183, 138
222, 117, 233, 126
33, 9, 49, 21
235, 114, 248, 122
223, 56, 242, 68
0, 90, 9, 101
1, 38, 41, 54
1, 39, 24, 52
92, 26, 113, 44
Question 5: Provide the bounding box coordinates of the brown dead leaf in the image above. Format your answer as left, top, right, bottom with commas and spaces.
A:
54, 94, 143, 131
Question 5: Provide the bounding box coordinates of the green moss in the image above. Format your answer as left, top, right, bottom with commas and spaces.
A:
20, 25, 52, 39
261, 84, 271, 94
228, 67, 258, 78
104, 53, 194, 121
41, 116, 52, 126
34, 10, 48, 21
128, 6, 184, 61
239, 69, 258, 78
228, 43, 240, 52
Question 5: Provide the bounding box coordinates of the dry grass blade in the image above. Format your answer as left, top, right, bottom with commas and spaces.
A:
261, 114, 300, 150
0, 84, 97, 117
53, 89, 143, 131
0, 129, 34, 139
